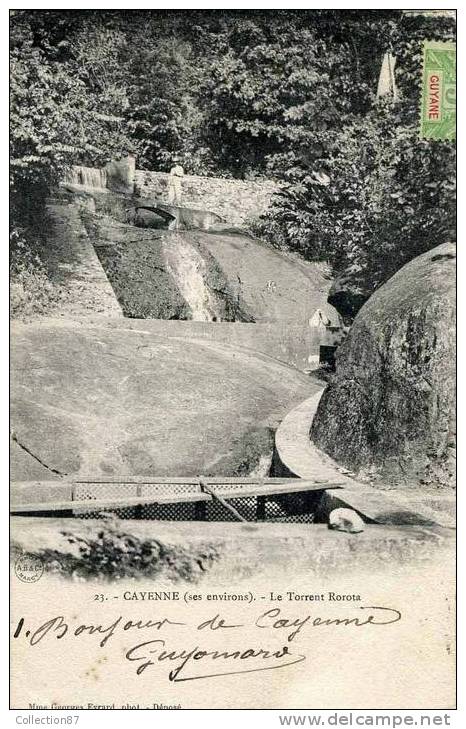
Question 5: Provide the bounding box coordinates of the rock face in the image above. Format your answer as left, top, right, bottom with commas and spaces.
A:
311, 243, 456, 489
83, 193, 332, 323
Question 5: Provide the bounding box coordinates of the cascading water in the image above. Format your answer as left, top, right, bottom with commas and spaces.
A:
64, 165, 108, 191
163, 236, 222, 321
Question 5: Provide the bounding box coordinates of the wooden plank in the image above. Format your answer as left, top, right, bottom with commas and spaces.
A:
69, 476, 320, 485
10, 482, 74, 506
10, 492, 213, 514
10, 480, 345, 516
73, 477, 203, 485
11, 478, 342, 508
214, 481, 345, 500
11, 476, 344, 491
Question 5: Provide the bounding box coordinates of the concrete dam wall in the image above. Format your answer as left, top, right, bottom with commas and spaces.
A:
64, 162, 278, 225
134, 170, 278, 225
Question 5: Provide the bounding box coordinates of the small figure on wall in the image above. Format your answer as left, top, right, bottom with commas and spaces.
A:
167, 156, 184, 205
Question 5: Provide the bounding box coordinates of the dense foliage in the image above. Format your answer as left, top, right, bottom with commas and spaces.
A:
10, 9, 456, 317
10, 11, 132, 218
255, 12, 456, 306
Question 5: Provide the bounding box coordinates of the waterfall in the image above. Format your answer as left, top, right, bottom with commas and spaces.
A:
163, 236, 221, 321
64, 165, 108, 191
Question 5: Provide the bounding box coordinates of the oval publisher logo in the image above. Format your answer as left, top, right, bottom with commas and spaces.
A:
14, 554, 44, 583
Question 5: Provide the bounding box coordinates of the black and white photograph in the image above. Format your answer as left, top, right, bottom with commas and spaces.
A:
9, 7, 456, 712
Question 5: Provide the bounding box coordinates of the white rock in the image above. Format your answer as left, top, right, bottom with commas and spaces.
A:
328, 508, 364, 534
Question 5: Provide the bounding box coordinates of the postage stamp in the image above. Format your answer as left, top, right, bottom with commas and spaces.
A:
420, 40, 456, 140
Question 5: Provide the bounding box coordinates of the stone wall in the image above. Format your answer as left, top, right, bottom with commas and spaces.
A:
134, 170, 278, 225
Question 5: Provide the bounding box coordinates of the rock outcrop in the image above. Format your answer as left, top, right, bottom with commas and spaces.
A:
311, 243, 456, 489
81, 190, 332, 323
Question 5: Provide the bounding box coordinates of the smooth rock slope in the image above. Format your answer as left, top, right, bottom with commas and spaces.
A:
11, 320, 318, 481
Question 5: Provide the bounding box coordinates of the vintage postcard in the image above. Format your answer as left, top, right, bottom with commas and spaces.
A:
10, 8, 456, 711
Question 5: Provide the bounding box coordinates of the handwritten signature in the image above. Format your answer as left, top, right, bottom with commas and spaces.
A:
13, 606, 401, 682
126, 639, 305, 681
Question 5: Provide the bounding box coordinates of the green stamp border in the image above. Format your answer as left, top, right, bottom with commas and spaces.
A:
420, 40, 456, 141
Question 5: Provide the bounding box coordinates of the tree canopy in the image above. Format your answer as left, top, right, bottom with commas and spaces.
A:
10, 9, 456, 313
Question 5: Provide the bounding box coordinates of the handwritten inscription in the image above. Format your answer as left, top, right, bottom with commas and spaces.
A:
13, 606, 401, 683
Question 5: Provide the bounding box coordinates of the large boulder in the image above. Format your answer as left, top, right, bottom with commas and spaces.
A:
311, 243, 456, 489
